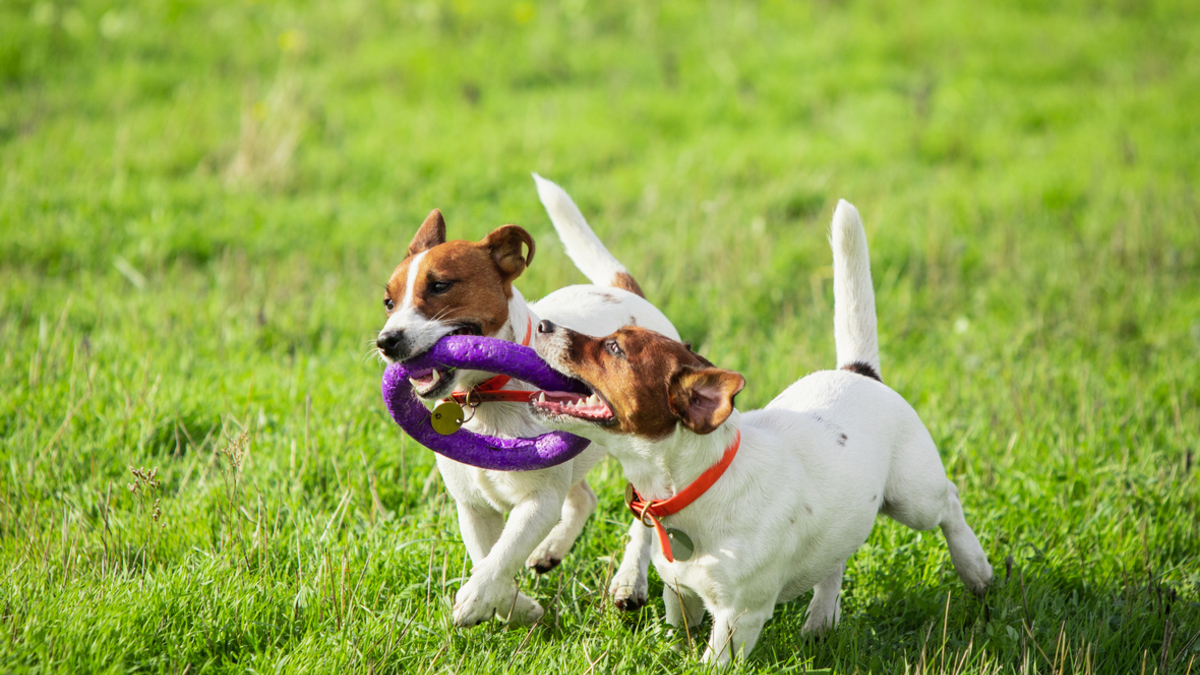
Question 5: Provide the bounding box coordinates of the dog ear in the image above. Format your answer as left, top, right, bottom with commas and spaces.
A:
408, 209, 446, 257
481, 225, 536, 283
667, 366, 745, 435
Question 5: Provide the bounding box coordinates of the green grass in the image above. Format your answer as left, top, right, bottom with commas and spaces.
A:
2, 0, 1199, 672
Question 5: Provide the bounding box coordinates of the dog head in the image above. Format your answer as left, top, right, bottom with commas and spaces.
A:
530, 320, 745, 440
376, 209, 535, 399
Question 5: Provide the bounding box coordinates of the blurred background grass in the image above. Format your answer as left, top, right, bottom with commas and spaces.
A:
1, 0, 1198, 672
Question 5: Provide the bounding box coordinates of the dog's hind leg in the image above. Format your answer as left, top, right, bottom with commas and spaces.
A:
801, 561, 845, 637
883, 460, 993, 596
608, 520, 652, 611
526, 479, 598, 573
937, 482, 993, 594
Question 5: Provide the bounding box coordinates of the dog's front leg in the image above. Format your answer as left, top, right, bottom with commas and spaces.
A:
608, 520, 652, 610
452, 492, 562, 627
526, 479, 598, 573
662, 583, 705, 652
701, 605, 773, 666
455, 502, 505, 564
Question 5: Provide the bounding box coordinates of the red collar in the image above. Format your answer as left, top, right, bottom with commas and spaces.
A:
626, 431, 741, 562
447, 316, 535, 405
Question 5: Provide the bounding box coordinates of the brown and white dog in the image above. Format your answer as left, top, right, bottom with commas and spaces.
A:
530, 201, 993, 664
376, 175, 678, 626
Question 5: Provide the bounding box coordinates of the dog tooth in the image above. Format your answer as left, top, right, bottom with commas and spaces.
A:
537, 392, 547, 403
586, 394, 600, 405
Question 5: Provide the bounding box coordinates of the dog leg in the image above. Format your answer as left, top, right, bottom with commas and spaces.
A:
456, 502, 504, 564
801, 561, 845, 637
884, 471, 994, 596
608, 520, 652, 611
453, 493, 562, 627
701, 604, 773, 666
937, 483, 994, 594
663, 583, 705, 651
526, 479, 598, 573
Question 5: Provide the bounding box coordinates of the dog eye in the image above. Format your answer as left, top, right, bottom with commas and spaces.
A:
605, 339, 624, 357
430, 281, 453, 294
384, 298, 395, 311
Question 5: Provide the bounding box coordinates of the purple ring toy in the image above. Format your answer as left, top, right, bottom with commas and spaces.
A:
381, 335, 592, 471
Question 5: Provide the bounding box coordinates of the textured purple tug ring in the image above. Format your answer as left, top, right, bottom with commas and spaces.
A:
381, 335, 592, 471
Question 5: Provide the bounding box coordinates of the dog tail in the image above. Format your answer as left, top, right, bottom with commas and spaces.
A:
831, 199, 882, 382
533, 173, 645, 298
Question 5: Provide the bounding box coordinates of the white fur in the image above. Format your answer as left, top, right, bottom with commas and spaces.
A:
534, 201, 992, 663
379, 251, 455, 359
831, 200, 880, 376
385, 180, 679, 626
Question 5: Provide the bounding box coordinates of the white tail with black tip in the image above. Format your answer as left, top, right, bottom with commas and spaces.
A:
831, 199, 882, 382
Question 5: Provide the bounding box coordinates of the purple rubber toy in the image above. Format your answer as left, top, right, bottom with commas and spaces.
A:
381, 335, 592, 471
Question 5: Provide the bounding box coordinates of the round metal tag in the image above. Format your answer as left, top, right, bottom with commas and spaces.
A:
430, 400, 465, 435
666, 528, 695, 562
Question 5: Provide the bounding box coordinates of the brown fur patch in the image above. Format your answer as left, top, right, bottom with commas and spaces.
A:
408, 209, 446, 257
384, 221, 538, 338
611, 272, 645, 298
842, 361, 882, 382
555, 326, 743, 437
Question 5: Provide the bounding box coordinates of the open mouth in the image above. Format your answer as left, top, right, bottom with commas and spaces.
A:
407, 366, 453, 398
530, 389, 616, 425
403, 324, 481, 397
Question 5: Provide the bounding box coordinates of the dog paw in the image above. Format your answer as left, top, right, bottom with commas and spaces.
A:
453, 578, 544, 627
953, 554, 994, 596
609, 580, 648, 612
502, 592, 545, 625
526, 536, 571, 574
800, 615, 835, 639
525, 551, 562, 575
963, 562, 995, 596
800, 607, 840, 638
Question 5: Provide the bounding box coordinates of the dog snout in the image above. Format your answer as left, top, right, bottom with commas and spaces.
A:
376, 330, 409, 360
537, 320, 557, 334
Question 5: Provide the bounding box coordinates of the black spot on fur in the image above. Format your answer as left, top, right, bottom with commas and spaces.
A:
837, 433, 848, 446
596, 292, 620, 304
842, 361, 882, 382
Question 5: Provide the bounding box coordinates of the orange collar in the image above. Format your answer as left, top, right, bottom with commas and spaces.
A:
447, 316, 535, 405
626, 430, 741, 562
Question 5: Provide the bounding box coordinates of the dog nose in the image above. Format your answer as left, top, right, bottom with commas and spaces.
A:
377, 330, 406, 359
537, 320, 556, 334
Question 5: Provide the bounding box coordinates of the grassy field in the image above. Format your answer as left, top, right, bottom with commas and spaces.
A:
2, 0, 1199, 672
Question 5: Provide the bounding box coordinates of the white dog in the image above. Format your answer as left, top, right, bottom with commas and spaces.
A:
375, 175, 674, 626
529, 200, 994, 664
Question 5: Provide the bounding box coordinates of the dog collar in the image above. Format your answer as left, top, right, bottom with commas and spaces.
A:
625, 430, 741, 563
446, 316, 535, 405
